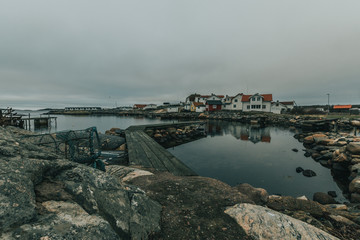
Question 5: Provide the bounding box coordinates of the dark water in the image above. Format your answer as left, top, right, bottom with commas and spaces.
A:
20, 111, 347, 202
169, 121, 347, 202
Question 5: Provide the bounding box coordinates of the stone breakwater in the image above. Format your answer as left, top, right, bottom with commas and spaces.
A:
1, 126, 360, 239
144, 124, 206, 148
295, 128, 360, 203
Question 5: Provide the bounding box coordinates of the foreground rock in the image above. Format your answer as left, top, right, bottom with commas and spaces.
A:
126, 172, 254, 240
0, 127, 161, 239
225, 203, 339, 240
234, 183, 269, 205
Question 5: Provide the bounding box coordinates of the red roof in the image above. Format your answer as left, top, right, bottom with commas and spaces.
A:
193, 102, 205, 107
200, 95, 224, 99
133, 104, 147, 109
242, 94, 273, 102
333, 105, 352, 109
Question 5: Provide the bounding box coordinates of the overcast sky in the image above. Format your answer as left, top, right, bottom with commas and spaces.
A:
1, 0, 360, 109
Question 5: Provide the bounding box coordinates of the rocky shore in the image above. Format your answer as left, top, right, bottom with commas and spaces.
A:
1, 125, 360, 239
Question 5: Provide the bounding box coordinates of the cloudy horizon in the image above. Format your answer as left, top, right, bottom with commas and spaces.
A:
1, 0, 360, 110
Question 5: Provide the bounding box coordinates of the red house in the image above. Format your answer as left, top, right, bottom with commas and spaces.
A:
205, 100, 223, 111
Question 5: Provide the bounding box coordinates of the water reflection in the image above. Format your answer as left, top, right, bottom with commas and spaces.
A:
170, 120, 348, 202
207, 121, 271, 144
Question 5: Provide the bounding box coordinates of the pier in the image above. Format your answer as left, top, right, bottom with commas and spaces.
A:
125, 121, 202, 176
22, 114, 57, 130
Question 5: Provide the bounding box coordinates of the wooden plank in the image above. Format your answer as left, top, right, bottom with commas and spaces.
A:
134, 133, 168, 171
127, 131, 153, 167
136, 131, 196, 176
126, 123, 198, 176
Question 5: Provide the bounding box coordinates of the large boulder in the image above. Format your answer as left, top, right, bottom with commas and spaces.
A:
303, 169, 317, 177
1, 201, 120, 240
349, 176, 360, 194
0, 127, 161, 239
347, 143, 360, 155
225, 203, 338, 240
128, 172, 253, 240
234, 183, 269, 205
313, 192, 337, 205
99, 134, 126, 150
266, 196, 328, 217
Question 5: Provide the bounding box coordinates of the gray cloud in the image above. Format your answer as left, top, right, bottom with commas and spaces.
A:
1, 0, 360, 109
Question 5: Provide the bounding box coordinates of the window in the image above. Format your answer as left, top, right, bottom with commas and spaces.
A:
234, 99, 238, 102
257, 97, 261, 101
213, 105, 217, 108
233, 104, 236, 108
262, 105, 266, 109
247, 105, 250, 109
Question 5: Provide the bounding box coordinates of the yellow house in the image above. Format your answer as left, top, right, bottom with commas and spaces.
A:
191, 102, 206, 112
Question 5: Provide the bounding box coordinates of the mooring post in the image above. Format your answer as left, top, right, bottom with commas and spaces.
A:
28, 113, 31, 131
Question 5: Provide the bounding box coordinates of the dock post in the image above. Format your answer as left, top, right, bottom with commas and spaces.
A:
28, 113, 31, 131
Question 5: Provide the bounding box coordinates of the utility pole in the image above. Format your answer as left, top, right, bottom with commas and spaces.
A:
327, 93, 330, 113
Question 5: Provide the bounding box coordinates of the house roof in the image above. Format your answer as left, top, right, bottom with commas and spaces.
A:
200, 95, 211, 98
200, 95, 224, 99
233, 93, 243, 98
280, 101, 294, 105
206, 100, 223, 105
133, 104, 147, 109
187, 94, 201, 101
242, 94, 273, 102
333, 105, 352, 109
193, 102, 205, 107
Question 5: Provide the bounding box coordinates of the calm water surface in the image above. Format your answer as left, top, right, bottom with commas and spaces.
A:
21, 111, 346, 202
20, 110, 175, 133
169, 121, 347, 202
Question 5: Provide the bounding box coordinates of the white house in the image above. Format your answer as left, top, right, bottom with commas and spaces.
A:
280, 101, 296, 111
166, 105, 180, 113
185, 93, 225, 112
230, 93, 244, 111
192, 102, 206, 112
242, 93, 273, 112
143, 104, 157, 110
271, 101, 288, 114
222, 95, 234, 110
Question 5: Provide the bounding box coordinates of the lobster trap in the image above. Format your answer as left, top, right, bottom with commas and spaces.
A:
24, 127, 104, 171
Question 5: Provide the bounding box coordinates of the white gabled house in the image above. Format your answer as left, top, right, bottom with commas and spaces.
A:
271, 101, 296, 114
222, 95, 233, 110
242, 93, 273, 112
143, 104, 157, 110
280, 101, 296, 111
230, 93, 244, 111
271, 101, 288, 114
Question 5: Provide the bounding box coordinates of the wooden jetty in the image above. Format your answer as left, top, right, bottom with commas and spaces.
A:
125, 121, 202, 176
22, 114, 57, 130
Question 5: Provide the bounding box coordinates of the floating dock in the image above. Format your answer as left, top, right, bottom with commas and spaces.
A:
125, 121, 202, 176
